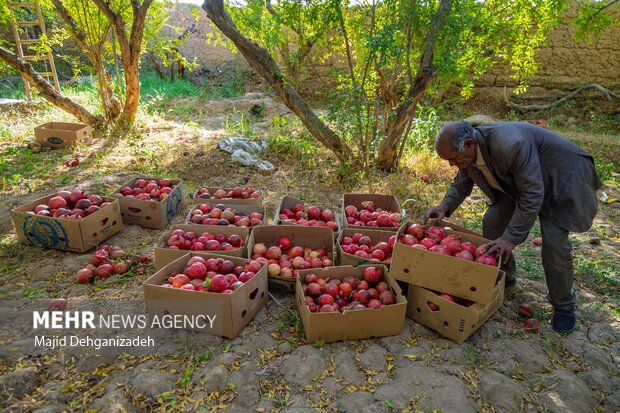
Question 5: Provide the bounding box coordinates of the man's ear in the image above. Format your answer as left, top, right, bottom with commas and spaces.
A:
463, 138, 476, 150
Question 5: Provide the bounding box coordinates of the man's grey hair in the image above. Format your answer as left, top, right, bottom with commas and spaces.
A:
451, 121, 474, 152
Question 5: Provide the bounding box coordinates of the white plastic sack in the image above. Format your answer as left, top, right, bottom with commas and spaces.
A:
218, 136, 274, 171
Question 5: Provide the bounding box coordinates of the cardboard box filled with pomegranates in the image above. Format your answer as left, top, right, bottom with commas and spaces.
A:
342, 193, 403, 231
390, 222, 501, 304
405, 271, 505, 344
336, 227, 396, 267
11, 189, 123, 252
154, 224, 249, 270
186, 202, 266, 230
111, 177, 183, 229
295, 265, 407, 343
274, 195, 340, 233
143, 252, 268, 338
193, 186, 263, 205
247, 225, 335, 292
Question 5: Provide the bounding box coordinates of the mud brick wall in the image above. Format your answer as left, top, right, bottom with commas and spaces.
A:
167, 4, 620, 91
478, 7, 620, 90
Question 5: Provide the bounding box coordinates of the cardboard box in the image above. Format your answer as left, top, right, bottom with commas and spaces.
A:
336, 228, 395, 267
34, 122, 93, 148
11, 194, 123, 252
405, 271, 505, 344
295, 265, 407, 343
342, 193, 402, 231
390, 222, 501, 304
248, 225, 335, 292
143, 252, 268, 338
193, 187, 263, 206
111, 178, 184, 229
154, 224, 249, 270
186, 202, 267, 229
274, 195, 340, 233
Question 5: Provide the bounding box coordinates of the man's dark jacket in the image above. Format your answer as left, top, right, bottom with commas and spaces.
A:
441, 122, 602, 245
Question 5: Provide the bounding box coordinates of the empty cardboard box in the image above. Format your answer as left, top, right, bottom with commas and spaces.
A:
34, 122, 92, 148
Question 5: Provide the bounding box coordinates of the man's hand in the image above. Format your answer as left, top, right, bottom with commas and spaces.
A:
485, 237, 516, 262
422, 205, 449, 225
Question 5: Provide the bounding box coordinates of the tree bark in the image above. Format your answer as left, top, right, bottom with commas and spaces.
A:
202, 0, 352, 164
377, 0, 453, 171
0, 46, 100, 125
91, 0, 154, 125
52, 0, 121, 123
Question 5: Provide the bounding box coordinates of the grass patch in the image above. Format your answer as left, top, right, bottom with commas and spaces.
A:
574, 255, 619, 297
516, 249, 544, 280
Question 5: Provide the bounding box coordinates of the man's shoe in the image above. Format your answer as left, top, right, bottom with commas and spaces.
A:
504, 274, 517, 288
553, 309, 576, 334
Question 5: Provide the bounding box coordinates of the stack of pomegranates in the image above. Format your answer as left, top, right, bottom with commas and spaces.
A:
195, 187, 262, 201
116, 178, 177, 202
251, 236, 333, 278
160, 256, 263, 293
344, 201, 401, 228
278, 202, 339, 232
301, 267, 397, 313
398, 223, 499, 266
340, 232, 395, 263
188, 204, 264, 228
29, 190, 111, 220
426, 290, 474, 311
163, 228, 245, 252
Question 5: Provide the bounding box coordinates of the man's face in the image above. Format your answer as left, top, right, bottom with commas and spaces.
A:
436, 137, 476, 170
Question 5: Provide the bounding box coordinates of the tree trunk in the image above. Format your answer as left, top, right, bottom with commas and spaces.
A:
95, 60, 122, 122
377, 68, 434, 170
118, 59, 141, 125
377, 0, 453, 171
0, 46, 100, 125
52, 0, 121, 124
202, 0, 352, 164
92, 0, 153, 127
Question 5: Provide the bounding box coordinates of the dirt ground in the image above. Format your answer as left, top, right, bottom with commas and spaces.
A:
0, 93, 618, 413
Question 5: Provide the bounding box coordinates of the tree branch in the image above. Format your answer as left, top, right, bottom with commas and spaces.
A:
377, 0, 453, 170
91, 0, 128, 51
202, 0, 352, 163
504, 83, 620, 111
0, 45, 100, 125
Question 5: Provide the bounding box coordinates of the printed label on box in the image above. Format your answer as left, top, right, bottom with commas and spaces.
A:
166, 189, 183, 222
22, 216, 70, 249
47, 137, 63, 145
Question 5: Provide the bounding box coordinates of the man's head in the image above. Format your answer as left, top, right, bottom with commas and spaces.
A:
435, 121, 477, 170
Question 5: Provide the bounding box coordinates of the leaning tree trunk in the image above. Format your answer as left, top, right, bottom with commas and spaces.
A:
0, 45, 101, 125
202, 0, 352, 164
377, 0, 453, 171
